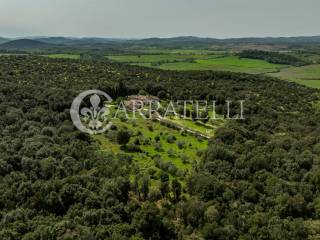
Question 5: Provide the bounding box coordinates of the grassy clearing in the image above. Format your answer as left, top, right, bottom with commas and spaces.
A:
0, 53, 28, 56
94, 117, 208, 187
166, 116, 222, 138
107, 50, 320, 88
159, 56, 283, 73
114, 117, 208, 165
44, 54, 80, 59
106, 53, 285, 74
106, 53, 220, 63
92, 101, 226, 187
269, 64, 320, 88
128, 48, 226, 55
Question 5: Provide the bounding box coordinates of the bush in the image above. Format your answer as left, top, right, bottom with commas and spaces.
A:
180, 154, 190, 164
177, 140, 186, 149
147, 124, 154, 132
154, 142, 163, 152
167, 148, 175, 157
116, 129, 131, 145
125, 143, 142, 153
148, 189, 162, 201
134, 137, 141, 145
166, 135, 177, 144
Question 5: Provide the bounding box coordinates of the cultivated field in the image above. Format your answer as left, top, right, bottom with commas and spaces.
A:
43, 48, 320, 89
269, 64, 320, 88
106, 54, 285, 74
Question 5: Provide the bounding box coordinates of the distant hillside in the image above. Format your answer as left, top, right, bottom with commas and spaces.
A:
37, 36, 320, 45
36, 37, 79, 45
222, 36, 320, 44
0, 38, 9, 44
0, 39, 56, 50
128, 36, 320, 48
1, 36, 319, 51
32, 35, 320, 47
37, 37, 124, 45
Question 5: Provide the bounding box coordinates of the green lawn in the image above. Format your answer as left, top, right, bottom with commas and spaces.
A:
269, 64, 320, 88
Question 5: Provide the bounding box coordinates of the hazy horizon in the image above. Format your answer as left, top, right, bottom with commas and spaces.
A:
2, 34, 320, 40
0, 0, 319, 39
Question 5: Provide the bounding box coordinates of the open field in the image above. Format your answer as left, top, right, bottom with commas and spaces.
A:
128, 48, 225, 55
268, 64, 320, 88
107, 50, 320, 88
5, 46, 319, 88
44, 53, 80, 59
107, 53, 286, 74
157, 56, 285, 73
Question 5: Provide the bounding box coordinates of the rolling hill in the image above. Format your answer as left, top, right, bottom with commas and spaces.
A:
1, 36, 320, 50
62, 35, 320, 43
0, 39, 57, 50
0, 55, 319, 239
0, 37, 9, 44
31, 35, 320, 47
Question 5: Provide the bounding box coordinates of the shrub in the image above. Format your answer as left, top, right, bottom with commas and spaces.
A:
154, 135, 161, 142
166, 135, 177, 144
124, 143, 142, 153
177, 140, 186, 149
167, 148, 175, 157
154, 142, 163, 152
116, 129, 131, 145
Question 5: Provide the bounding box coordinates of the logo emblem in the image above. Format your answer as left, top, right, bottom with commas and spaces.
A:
70, 90, 113, 134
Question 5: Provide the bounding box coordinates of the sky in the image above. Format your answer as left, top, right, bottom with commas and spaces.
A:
0, 0, 319, 38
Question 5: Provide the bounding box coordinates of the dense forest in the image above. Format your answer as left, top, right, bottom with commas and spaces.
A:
239, 50, 308, 66
1, 56, 320, 239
